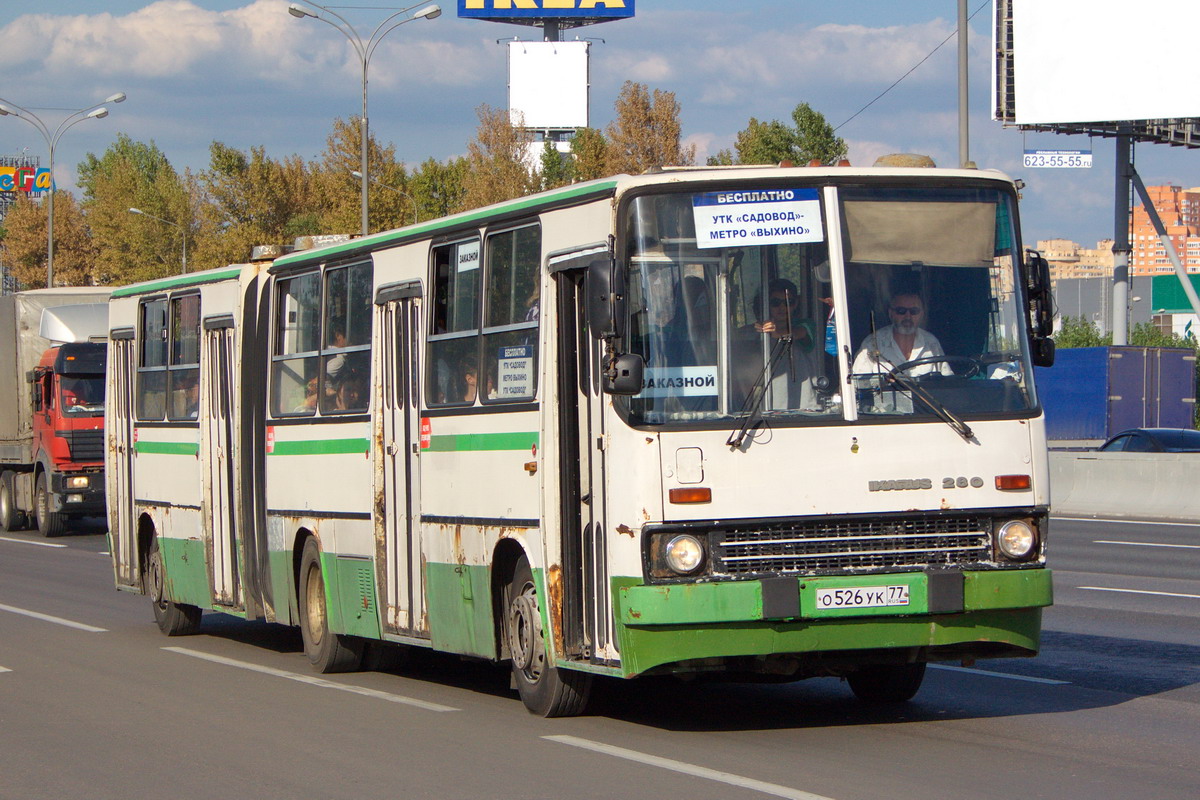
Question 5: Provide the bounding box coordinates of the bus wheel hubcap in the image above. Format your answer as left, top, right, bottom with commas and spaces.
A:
509, 585, 543, 679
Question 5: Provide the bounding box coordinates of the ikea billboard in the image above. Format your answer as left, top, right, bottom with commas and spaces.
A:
458, 0, 634, 21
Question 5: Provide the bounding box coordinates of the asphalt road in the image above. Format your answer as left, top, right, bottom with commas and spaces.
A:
0, 516, 1197, 800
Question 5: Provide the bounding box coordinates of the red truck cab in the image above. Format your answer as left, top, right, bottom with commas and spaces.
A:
28, 342, 107, 532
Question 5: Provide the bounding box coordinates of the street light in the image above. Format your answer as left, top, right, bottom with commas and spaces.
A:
288, 1, 440, 237
0, 92, 126, 287
129, 207, 188, 274
350, 170, 419, 224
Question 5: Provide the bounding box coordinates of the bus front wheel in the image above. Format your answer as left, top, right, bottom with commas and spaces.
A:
505, 556, 591, 717
298, 537, 363, 673
146, 538, 202, 636
847, 663, 927, 703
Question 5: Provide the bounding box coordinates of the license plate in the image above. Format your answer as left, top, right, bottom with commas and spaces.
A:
815, 585, 909, 610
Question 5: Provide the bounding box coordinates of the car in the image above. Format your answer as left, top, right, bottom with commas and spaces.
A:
1098, 428, 1200, 453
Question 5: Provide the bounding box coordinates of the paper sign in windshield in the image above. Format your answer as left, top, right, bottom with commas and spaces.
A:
692, 188, 823, 249
496, 345, 534, 398
639, 366, 719, 398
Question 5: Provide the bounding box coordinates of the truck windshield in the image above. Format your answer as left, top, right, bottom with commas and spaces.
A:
60, 375, 105, 416
620, 183, 1036, 427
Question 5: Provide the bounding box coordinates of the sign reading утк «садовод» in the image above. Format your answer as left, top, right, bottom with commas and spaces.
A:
457, 0, 634, 21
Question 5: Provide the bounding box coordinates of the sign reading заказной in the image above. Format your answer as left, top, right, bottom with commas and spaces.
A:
458, 0, 634, 20
691, 188, 825, 249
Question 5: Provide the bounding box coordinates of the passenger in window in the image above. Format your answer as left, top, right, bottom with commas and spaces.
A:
460, 355, 480, 403
293, 376, 319, 413
174, 374, 200, 419
334, 368, 367, 412
326, 327, 348, 381
733, 279, 820, 410
851, 290, 951, 377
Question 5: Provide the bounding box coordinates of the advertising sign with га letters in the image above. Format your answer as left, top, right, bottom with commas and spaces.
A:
691, 188, 824, 249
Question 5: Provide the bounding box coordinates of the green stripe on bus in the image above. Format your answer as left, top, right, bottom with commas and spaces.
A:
425, 432, 538, 452
270, 438, 370, 456
135, 441, 200, 456
111, 265, 242, 298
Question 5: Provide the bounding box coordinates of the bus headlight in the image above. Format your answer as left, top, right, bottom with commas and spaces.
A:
996, 519, 1037, 560
664, 534, 705, 575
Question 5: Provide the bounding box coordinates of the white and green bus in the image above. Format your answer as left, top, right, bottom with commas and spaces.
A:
107, 163, 1055, 716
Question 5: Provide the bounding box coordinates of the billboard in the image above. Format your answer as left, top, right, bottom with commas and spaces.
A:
459, 0, 634, 22
0, 163, 51, 194
996, 0, 1200, 126
509, 41, 589, 129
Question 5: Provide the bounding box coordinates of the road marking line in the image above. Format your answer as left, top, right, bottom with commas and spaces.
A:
1053, 516, 1200, 527
162, 647, 459, 712
1094, 539, 1200, 550
1078, 586, 1200, 600
929, 664, 1069, 685
0, 666, 11, 673
544, 735, 836, 800
0, 535, 67, 548
0, 603, 107, 632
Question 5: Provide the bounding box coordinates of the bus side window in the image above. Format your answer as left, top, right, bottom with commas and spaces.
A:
427, 238, 481, 406
168, 294, 201, 420
321, 261, 373, 414
272, 272, 321, 416
482, 224, 540, 403
136, 298, 169, 420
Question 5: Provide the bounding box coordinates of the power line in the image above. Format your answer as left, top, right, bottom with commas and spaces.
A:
834, 1, 988, 133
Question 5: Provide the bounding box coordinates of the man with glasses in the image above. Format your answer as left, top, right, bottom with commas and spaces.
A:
851, 291, 951, 378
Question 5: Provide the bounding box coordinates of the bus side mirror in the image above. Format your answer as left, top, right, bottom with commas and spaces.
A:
603, 352, 644, 395
586, 257, 626, 341
1025, 249, 1055, 365
1031, 337, 1055, 368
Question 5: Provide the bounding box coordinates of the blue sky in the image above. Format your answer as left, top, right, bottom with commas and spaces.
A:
3, 0, 1198, 248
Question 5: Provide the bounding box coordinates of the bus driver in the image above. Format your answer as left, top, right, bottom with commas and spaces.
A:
851, 291, 951, 377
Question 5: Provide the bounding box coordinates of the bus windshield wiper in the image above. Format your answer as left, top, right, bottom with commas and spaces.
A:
727, 334, 791, 448
883, 366, 975, 442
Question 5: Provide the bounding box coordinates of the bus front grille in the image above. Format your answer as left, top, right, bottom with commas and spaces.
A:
713, 516, 991, 575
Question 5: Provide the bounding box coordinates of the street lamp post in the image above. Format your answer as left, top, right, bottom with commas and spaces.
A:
129, 207, 188, 274
0, 92, 126, 288
350, 170, 419, 224
288, 1, 440, 237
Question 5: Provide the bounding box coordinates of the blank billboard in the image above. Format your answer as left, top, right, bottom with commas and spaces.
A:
509, 41, 589, 130
1009, 0, 1200, 125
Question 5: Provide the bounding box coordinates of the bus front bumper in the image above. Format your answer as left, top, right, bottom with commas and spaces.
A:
613, 568, 1052, 678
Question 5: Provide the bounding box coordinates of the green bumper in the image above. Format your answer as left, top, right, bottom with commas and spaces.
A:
614, 568, 1052, 677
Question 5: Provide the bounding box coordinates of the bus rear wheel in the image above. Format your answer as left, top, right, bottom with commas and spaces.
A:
298, 537, 363, 673
505, 556, 591, 717
847, 663, 927, 703
34, 473, 65, 537
146, 538, 202, 636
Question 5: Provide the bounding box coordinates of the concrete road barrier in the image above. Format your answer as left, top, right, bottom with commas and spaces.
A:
1050, 450, 1200, 521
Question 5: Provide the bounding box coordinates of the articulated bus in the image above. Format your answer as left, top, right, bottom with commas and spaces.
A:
107, 163, 1055, 716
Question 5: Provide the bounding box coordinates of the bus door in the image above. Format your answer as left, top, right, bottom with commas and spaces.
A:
109, 331, 139, 589
554, 254, 616, 664
376, 285, 425, 637
202, 317, 241, 607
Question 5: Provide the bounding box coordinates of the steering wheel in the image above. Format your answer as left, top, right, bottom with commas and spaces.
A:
893, 354, 981, 379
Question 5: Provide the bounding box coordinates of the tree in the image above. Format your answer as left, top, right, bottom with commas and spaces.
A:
77, 134, 190, 284
728, 103, 848, 166
1053, 316, 1110, 349
605, 82, 695, 175
0, 192, 96, 288
314, 117, 411, 234
570, 127, 609, 182
540, 140, 573, 191
460, 104, 537, 211
408, 156, 468, 221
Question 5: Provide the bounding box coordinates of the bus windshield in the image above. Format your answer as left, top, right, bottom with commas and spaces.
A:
621, 184, 1037, 427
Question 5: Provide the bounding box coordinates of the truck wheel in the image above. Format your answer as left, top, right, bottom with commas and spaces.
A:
847, 663, 927, 704
505, 556, 591, 717
0, 474, 28, 532
34, 473, 65, 537
145, 538, 202, 635
298, 537, 363, 673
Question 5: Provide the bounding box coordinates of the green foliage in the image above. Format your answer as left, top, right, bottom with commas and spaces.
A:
540, 140, 573, 191
570, 127, 608, 182
1053, 316, 1110, 349
727, 103, 847, 166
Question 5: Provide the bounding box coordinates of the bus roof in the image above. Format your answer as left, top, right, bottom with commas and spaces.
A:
110, 263, 246, 299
